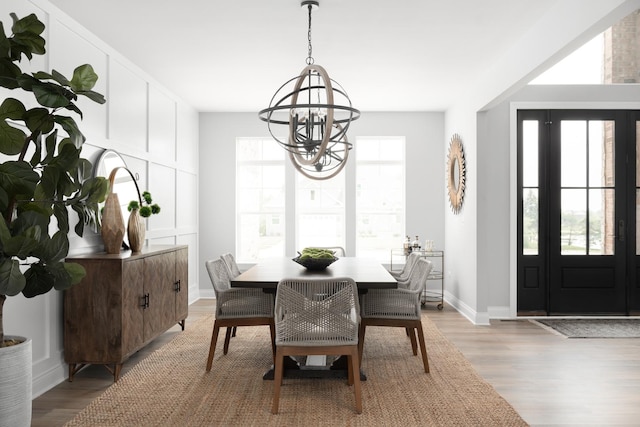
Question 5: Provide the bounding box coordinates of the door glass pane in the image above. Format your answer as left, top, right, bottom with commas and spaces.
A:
561, 189, 586, 255
589, 121, 613, 187
523, 188, 538, 255
561, 121, 587, 187
522, 120, 538, 187
589, 189, 614, 255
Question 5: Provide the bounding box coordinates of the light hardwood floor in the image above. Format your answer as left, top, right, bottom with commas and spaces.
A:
32, 299, 640, 426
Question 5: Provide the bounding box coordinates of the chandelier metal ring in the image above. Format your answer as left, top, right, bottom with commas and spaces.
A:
258, 0, 359, 180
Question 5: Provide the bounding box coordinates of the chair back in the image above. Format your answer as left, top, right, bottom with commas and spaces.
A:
220, 253, 242, 278
406, 258, 433, 292
205, 259, 231, 297
402, 252, 421, 276
275, 277, 359, 347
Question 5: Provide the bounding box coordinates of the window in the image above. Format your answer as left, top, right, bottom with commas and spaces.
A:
296, 171, 345, 250
236, 138, 286, 261
530, 8, 640, 85
355, 137, 405, 261
236, 136, 406, 262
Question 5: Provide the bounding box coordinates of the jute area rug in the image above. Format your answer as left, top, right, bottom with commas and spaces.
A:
65, 313, 527, 426
534, 318, 640, 338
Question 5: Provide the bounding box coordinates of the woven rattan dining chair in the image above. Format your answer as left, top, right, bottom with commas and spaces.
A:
271, 277, 362, 414
204, 259, 275, 371
220, 253, 243, 337
390, 251, 421, 282
220, 252, 242, 278
359, 258, 433, 373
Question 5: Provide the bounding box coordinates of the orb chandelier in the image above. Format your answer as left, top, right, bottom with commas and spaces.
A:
258, 0, 360, 180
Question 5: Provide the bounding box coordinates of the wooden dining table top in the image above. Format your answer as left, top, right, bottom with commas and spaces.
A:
230, 256, 397, 290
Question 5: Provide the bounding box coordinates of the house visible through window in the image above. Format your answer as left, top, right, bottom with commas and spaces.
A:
236, 138, 286, 261
355, 137, 405, 260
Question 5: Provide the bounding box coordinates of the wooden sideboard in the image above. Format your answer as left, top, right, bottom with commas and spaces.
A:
64, 245, 188, 381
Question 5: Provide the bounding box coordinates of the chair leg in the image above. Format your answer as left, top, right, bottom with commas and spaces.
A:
223, 327, 233, 355
358, 323, 366, 365
232, 326, 237, 337
269, 320, 276, 362
206, 322, 221, 372
350, 347, 362, 414
272, 347, 284, 414
415, 322, 430, 373
408, 327, 418, 355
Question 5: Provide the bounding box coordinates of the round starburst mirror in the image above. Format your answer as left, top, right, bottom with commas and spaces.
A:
446, 134, 466, 214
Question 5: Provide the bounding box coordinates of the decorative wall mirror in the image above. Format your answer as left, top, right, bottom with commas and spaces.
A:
446, 134, 466, 214
93, 149, 142, 249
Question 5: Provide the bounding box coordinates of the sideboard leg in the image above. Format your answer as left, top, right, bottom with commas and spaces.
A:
114, 363, 123, 382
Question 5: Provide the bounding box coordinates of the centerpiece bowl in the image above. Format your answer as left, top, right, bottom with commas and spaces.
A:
293, 254, 338, 270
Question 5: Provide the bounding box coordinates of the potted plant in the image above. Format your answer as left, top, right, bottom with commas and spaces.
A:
127, 191, 160, 252
0, 12, 108, 426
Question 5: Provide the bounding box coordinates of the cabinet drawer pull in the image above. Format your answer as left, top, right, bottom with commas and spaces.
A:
174, 280, 181, 292
140, 293, 150, 309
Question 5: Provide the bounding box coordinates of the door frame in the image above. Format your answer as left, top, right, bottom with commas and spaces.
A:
508, 102, 640, 318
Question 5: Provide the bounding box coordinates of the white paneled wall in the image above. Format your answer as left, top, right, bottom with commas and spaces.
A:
1, 0, 199, 398
109, 59, 148, 152
50, 19, 108, 141
149, 87, 177, 162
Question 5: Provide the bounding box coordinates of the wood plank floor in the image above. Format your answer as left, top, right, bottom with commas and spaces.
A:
32, 299, 640, 426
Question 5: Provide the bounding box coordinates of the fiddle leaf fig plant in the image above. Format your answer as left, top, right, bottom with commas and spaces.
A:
0, 12, 109, 346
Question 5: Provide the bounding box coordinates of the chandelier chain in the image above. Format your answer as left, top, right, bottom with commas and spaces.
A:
306, 3, 314, 65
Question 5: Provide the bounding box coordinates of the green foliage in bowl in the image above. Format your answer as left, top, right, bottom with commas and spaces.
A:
293, 247, 338, 270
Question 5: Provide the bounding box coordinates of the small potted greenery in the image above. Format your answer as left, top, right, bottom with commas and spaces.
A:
126, 191, 160, 252
128, 191, 161, 218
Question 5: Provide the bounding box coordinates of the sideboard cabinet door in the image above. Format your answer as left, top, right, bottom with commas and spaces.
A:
143, 252, 176, 341
64, 245, 189, 381
122, 258, 144, 356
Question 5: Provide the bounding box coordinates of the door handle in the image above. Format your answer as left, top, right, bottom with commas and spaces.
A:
619, 220, 625, 242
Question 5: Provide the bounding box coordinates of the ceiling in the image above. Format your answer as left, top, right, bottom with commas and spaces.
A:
47, 0, 563, 112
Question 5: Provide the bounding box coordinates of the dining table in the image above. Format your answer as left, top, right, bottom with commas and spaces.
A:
230, 256, 397, 380
230, 256, 397, 291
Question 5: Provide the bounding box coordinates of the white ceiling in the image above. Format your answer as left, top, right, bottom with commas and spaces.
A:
47, 0, 563, 112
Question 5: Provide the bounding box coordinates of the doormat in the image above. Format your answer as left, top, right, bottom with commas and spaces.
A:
533, 319, 640, 338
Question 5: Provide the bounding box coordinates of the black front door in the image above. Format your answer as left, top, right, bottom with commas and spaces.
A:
518, 109, 640, 315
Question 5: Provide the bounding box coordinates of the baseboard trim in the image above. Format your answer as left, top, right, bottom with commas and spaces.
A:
443, 291, 490, 325
32, 355, 66, 399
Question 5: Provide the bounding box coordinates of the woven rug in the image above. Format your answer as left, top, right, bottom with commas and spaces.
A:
534, 319, 640, 338
65, 313, 527, 426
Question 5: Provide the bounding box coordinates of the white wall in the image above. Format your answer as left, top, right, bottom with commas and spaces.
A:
1, 0, 199, 398
198, 111, 444, 296
444, 0, 639, 324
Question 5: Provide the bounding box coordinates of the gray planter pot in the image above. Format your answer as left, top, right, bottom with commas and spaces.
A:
0, 336, 32, 427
